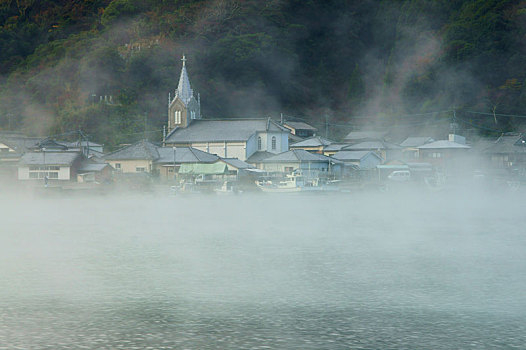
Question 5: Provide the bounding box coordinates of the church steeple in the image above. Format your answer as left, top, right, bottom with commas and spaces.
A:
176, 54, 194, 106
167, 55, 201, 132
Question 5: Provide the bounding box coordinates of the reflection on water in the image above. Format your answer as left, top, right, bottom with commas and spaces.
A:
1, 192, 525, 349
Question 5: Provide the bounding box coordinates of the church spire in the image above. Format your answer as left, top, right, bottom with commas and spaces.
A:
176, 54, 193, 106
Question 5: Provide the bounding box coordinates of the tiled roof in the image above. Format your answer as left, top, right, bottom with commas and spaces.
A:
344, 130, 388, 142
345, 141, 401, 150
400, 137, 434, 147
417, 140, 470, 149
155, 147, 219, 163
290, 136, 333, 148
105, 140, 160, 160
332, 150, 380, 161
246, 151, 274, 163
19, 151, 81, 165
283, 121, 317, 131
262, 149, 334, 163
221, 158, 254, 169
164, 118, 288, 143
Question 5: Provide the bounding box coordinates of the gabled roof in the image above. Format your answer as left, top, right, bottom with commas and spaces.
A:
332, 150, 382, 161
19, 151, 82, 166
323, 143, 352, 152
78, 161, 112, 172
484, 132, 526, 154
283, 121, 317, 131
344, 130, 388, 142
400, 137, 434, 147
417, 140, 470, 149
155, 147, 219, 163
220, 158, 254, 169
262, 149, 336, 163
164, 118, 288, 143
105, 140, 160, 161
345, 141, 401, 150
246, 151, 274, 163
290, 136, 333, 148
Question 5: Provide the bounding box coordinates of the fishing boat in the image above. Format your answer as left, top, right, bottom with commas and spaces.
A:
256, 171, 324, 193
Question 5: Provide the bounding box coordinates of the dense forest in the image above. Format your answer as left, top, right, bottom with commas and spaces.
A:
1, 0, 526, 147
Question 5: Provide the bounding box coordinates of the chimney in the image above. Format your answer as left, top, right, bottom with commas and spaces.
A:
448, 134, 466, 144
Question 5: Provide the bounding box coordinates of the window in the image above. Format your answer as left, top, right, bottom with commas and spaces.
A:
115, 163, 121, 169
271, 136, 276, 150
258, 136, 262, 150
175, 110, 182, 124
136, 167, 146, 172
284, 167, 294, 172
28, 165, 60, 179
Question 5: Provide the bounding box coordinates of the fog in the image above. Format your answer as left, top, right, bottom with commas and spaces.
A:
1, 191, 525, 349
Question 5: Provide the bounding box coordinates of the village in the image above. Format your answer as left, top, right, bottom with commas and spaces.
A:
1, 57, 525, 195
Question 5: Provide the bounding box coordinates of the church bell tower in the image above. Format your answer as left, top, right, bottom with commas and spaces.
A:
167, 55, 201, 132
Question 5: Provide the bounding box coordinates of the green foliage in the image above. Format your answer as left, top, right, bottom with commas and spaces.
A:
1, 0, 526, 140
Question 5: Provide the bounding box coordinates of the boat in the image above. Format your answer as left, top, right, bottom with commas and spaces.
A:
255, 171, 326, 193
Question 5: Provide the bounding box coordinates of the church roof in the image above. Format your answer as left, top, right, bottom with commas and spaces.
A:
175, 55, 194, 106
164, 118, 289, 143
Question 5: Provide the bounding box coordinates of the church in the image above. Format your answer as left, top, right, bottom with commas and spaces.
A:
163, 56, 289, 161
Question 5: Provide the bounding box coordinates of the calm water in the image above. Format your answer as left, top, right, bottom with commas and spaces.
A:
1, 192, 525, 349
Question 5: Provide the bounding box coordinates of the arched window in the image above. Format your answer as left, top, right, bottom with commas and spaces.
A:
258, 136, 262, 150
175, 110, 182, 124
271, 136, 277, 150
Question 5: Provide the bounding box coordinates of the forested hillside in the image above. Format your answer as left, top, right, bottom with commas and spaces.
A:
1, 0, 525, 147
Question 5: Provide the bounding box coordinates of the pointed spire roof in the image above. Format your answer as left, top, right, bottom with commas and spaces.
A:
176, 54, 194, 106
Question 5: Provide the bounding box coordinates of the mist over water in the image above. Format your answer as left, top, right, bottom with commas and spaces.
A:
1, 192, 526, 349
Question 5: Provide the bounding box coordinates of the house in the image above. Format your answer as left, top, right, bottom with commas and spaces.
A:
162, 56, 289, 160
164, 118, 289, 161
154, 146, 220, 180
105, 140, 160, 174
322, 143, 352, 157
260, 149, 342, 177
332, 150, 383, 170
399, 136, 434, 160
482, 132, 526, 171
343, 130, 388, 143
289, 136, 333, 154
417, 136, 470, 171
77, 161, 113, 183
282, 121, 317, 138
344, 140, 402, 161
18, 151, 83, 182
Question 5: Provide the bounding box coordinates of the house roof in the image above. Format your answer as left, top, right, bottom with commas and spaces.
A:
283, 121, 317, 131
246, 151, 274, 163
58, 141, 103, 148
417, 140, 471, 149
344, 130, 388, 142
155, 147, 219, 163
332, 150, 381, 161
400, 137, 434, 147
483, 132, 526, 154
290, 136, 333, 148
19, 151, 82, 166
345, 141, 401, 150
78, 162, 112, 172
262, 149, 338, 163
323, 143, 352, 152
220, 158, 254, 169
105, 140, 160, 160
164, 118, 288, 143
